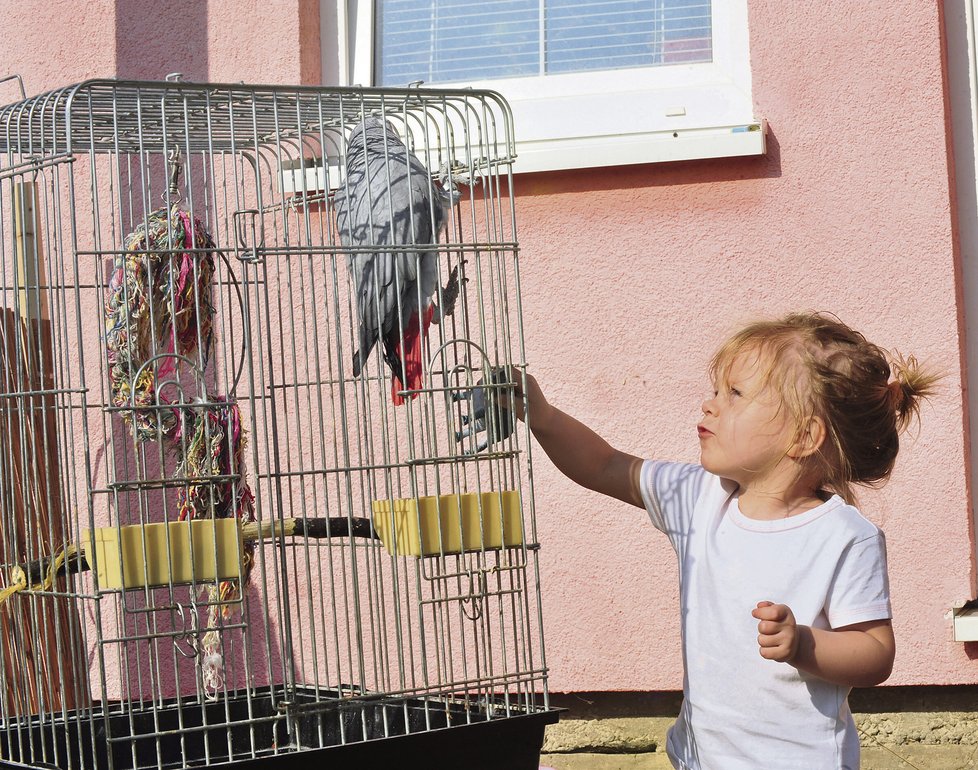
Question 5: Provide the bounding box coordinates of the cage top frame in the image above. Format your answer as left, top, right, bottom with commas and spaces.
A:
0, 78, 516, 157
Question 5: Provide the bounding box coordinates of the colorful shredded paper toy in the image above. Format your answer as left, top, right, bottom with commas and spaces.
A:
105, 206, 216, 441
175, 397, 256, 696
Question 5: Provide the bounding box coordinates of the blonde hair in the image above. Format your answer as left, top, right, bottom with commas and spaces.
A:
710, 312, 941, 504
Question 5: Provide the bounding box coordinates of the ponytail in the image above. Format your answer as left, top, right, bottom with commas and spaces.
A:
808, 330, 942, 503
887, 353, 941, 433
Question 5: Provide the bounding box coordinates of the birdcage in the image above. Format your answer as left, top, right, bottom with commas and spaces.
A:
0, 75, 555, 769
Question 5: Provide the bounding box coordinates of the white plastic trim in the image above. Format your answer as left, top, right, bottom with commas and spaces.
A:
952, 604, 978, 642
513, 121, 766, 174
324, 0, 764, 170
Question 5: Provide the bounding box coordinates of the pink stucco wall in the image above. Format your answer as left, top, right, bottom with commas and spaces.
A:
0, 0, 320, 96
0, 0, 974, 694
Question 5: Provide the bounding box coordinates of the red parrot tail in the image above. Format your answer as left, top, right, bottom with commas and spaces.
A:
391, 303, 436, 405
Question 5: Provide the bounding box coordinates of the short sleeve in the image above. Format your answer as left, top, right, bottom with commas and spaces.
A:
825, 531, 892, 629
639, 460, 707, 554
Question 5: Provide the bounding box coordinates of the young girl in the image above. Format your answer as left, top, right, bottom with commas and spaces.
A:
513, 312, 939, 770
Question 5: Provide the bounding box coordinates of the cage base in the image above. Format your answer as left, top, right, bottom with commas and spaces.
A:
0, 685, 558, 769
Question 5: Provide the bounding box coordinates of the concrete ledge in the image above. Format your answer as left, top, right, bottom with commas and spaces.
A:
540, 752, 672, 769
858, 712, 978, 746
540, 687, 978, 769
540, 746, 978, 770
542, 716, 667, 753
543, 712, 978, 753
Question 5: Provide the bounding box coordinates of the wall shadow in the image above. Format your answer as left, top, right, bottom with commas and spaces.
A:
514, 125, 782, 198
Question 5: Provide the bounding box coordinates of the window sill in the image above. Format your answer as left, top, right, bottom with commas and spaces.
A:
512, 120, 766, 174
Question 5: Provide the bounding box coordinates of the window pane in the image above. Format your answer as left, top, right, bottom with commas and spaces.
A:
377, 0, 540, 86
376, 0, 712, 86
545, 1, 711, 74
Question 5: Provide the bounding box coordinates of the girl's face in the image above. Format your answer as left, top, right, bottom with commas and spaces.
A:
697, 350, 796, 489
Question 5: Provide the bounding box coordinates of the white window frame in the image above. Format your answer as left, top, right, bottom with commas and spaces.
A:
321, 0, 764, 172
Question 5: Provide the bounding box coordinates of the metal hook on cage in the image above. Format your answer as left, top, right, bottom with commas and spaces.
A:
233, 209, 264, 263
232, 151, 265, 263
25, 154, 42, 182
163, 147, 183, 205
461, 568, 487, 621
174, 601, 202, 659
215, 250, 249, 395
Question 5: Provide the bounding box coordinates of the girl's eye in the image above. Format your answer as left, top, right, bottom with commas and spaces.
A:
729, 387, 742, 398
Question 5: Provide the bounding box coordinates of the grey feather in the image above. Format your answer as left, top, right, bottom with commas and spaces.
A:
334, 117, 451, 378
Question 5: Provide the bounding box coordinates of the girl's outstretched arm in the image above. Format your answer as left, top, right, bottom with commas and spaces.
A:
511, 372, 644, 508
752, 601, 895, 687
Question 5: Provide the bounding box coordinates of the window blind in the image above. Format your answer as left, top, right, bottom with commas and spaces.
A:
376, 0, 713, 86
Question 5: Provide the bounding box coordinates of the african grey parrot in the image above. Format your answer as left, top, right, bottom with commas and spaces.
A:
334, 117, 462, 404
454, 367, 515, 452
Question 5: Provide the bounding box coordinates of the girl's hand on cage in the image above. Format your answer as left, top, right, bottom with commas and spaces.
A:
752, 601, 801, 663
505, 370, 546, 427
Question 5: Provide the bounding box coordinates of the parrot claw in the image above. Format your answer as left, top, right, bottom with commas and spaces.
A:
461, 439, 490, 455
455, 416, 488, 448
437, 161, 472, 204
456, 433, 489, 455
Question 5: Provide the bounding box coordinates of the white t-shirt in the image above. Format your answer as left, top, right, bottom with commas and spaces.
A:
640, 460, 892, 770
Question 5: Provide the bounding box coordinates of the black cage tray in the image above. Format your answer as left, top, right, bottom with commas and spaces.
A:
0, 685, 559, 770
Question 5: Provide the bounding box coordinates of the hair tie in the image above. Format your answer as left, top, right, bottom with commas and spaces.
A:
887, 379, 903, 407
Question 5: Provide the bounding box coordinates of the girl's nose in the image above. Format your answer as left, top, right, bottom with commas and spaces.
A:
701, 396, 715, 415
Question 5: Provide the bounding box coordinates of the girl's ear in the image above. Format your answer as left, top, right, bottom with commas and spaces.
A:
789, 415, 826, 459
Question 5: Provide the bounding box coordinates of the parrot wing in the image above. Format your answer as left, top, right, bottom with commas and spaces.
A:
335, 118, 444, 381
